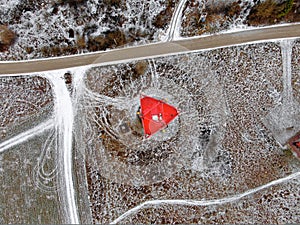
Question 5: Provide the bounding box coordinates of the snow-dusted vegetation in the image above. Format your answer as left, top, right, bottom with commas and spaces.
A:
0, 76, 53, 142
292, 40, 300, 104
0, 0, 177, 60
74, 40, 300, 223
0, 75, 58, 224
1, 0, 300, 224
1, 0, 300, 60
180, 0, 300, 37
0, 130, 63, 224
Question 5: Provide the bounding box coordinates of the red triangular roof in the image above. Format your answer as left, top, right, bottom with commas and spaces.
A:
288, 131, 300, 159
139, 95, 179, 138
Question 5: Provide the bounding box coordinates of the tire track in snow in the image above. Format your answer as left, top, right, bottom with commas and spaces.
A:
45, 74, 79, 224
111, 171, 300, 224
0, 119, 54, 153
280, 39, 294, 104
166, 0, 188, 41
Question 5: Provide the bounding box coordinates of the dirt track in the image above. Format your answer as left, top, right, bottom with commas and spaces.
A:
1, 24, 300, 75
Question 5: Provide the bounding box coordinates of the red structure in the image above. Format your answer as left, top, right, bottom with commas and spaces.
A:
139, 94, 179, 138
287, 131, 300, 159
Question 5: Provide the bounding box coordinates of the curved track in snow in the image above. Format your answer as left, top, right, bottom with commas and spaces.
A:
111, 171, 300, 224
0, 119, 54, 153
45, 74, 79, 224
165, 0, 188, 41
1, 23, 300, 225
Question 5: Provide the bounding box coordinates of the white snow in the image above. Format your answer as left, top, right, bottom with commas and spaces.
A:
0, 1, 300, 223
44, 71, 79, 224
0, 0, 299, 61
0, 0, 20, 12
0, 119, 53, 153
0, 0, 171, 60
165, 0, 188, 41
111, 171, 300, 224
280, 39, 294, 103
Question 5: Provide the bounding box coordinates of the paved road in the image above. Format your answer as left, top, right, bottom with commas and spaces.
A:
1, 24, 300, 75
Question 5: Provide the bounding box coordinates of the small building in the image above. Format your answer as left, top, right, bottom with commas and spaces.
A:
287, 131, 300, 159
138, 94, 179, 138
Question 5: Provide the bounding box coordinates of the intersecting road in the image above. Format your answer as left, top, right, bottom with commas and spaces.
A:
1, 24, 300, 75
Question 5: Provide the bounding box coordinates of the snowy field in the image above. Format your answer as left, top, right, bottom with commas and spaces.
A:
1, 38, 300, 224
1, 0, 300, 224
1, 0, 299, 60
0, 0, 178, 60
73, 39, 300, 223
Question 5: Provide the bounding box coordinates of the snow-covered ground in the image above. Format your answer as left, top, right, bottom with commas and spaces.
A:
2, 0, 299, 60
111, 170, 300, 224
0, 0, 176, 60
1, 0, 300, 224
78, 39, 300, 223
44, 72, 78, 224
1, 38, 300, 224
0, 67, 89, 224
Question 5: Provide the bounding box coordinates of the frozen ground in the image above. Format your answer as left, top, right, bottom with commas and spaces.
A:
0, 130, 63, 224
2, 0, 299, 60
0, 0, 300, 224
0, 39, 300, 224
180, 0, 255, 37
75, 39, 300, 223
0, 70, 80, 224
262, 39, 300, 145
0, 0, 178, 60
0, 76, 53, 142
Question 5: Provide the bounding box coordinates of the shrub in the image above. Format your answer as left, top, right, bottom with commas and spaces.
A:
153, 0, 175, 29
278, 0, 294, 18
56, 0, 85, 4
225, 2, 242, 18
54, 0, 86, 8
76, 34, 86, 49
133, 61, 148, 78
103, 0, 122, 8
247, 0, 296, 25
0, 25, 16, 51
87, 29, 127, 51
